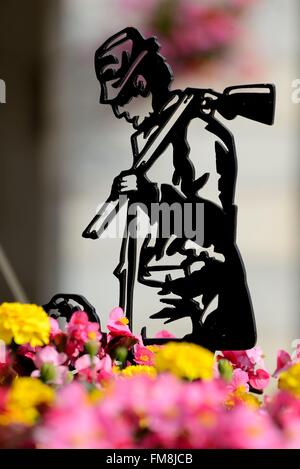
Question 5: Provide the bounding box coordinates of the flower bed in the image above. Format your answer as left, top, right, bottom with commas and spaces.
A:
0, 302, 300, 448
119, 0, 258, 74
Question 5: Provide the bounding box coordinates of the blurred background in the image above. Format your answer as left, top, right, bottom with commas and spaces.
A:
0, 0, 299, 369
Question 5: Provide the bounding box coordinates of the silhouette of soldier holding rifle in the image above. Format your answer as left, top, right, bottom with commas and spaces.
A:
83, 27, 275, 350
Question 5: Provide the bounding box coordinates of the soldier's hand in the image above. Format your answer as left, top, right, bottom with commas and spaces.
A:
111, 172, 138, 196
119, 173, 138, 193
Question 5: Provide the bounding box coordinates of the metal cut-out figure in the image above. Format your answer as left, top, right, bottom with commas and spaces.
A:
83, 27, 275, 351
43, 293, 100, 326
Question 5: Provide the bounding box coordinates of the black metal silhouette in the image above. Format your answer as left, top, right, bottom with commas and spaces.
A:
82, 27, 275, 351
43, 293, 100, 326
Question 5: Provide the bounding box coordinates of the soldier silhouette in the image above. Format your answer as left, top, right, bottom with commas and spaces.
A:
83, 27, 275, 350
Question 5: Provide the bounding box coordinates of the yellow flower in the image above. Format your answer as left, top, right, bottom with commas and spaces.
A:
119, 317, 129, 325
154, 342, 214, 381
225, 386, 261, 409
87, 388, 103, 404
278, 363, 300, 397
146, 345, 160, 353
118, 365, 157, 378
0, 302, 50, 347
0, 377, 54, 426
112, 365, 121, 374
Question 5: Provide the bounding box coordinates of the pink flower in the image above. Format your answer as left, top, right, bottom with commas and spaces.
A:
273, 349, 292, 377
227, 369, 249, 392
31, 366, 69, 386
67, 311, 101, 342
145, 375, 187, 444
33, 346, 67, 369
31, 346, 69, 386
105, 374, 227, 448
155, 330, 176, 339
120, 0, 256, 75
246, 346, 265, 367
97, 355, 113, 382
220, 347, 265, 371
107, 307, 133, 337
249, 368, 270, 391
35, 383, 112, 448
65, 311, 101, 358
75, 354, 101, 382
266, 391, 300, 424
218, 347, 270, 391
265, 391, 300, 448
134, 344, 155, 366
49, 318, 63, 339
75, 354, 112, 383
37, 381, 134, 448
29, 346, 69, 385
75, 354, 99, 372
218, 405, 282, 449
272, 344, 300, 380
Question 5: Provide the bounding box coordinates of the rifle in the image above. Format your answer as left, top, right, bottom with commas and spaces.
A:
210, 83, 275, 125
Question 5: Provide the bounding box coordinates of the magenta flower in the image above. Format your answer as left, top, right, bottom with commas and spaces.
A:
119, 0, 257, 74
220, 347, 264, 370
218, 405, 282, 449
65, 311, 101, 358
35, 383, 111, 448
265, 391, 300, 448
107, 307, 133, 337
155, 330, 176, 339
248, 368, 270, 390
218, 347, 270, 391
67, 311, 101, 343
17, 344, 36, 361
35, 383, 136, 449
273, 349, 293, 377
134, 344, 155, 366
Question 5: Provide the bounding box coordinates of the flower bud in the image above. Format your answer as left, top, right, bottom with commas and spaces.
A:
66, 371, 74, 383
115, 346, 128, 366
218, 359, 233, 382
85, 339, 100, 357
40, 363, 57, 383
